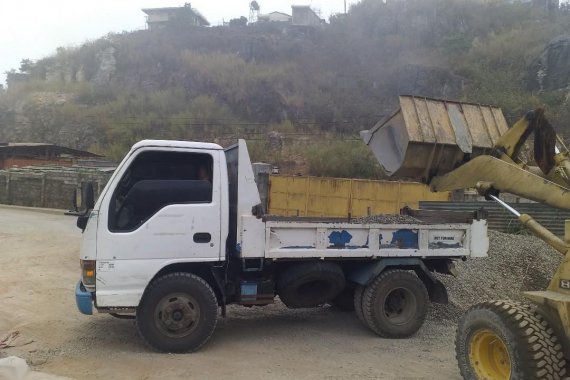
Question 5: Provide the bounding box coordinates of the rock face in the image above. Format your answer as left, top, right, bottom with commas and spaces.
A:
529, 35, 570, 93
92, 46, 117, 86
395, 64, 464, 99
0, 92, 103, 150
42, 45, 116, 85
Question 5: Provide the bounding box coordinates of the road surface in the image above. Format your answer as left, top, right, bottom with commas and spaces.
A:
0, 207, 461, 379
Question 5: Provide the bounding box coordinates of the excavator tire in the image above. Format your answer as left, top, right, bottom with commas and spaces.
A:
456, 300, 567, 380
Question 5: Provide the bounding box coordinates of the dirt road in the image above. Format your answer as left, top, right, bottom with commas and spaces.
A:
0, 207, 461, 379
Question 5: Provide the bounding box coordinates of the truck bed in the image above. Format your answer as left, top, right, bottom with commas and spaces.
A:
240, 215, 488, 260
263, 220, 487, 259
229, 140, 489, 261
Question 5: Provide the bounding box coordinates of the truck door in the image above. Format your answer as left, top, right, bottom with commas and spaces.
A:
96, 148, 222, 263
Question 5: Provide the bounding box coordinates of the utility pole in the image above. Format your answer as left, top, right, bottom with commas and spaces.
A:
344, 0, 347, 14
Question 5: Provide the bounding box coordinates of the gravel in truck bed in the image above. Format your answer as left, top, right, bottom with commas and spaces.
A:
351, 214, 425, 224
428, 230, 562, 324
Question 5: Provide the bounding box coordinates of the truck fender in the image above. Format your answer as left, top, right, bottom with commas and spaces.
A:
345, 258, 448, 304
148, 262, 227, 312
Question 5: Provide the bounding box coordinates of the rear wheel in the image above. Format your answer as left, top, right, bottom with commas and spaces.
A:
354, 285, 366, 323
361, 269, 428, 338
456, 300, 567, 380
136, 272, 218, 353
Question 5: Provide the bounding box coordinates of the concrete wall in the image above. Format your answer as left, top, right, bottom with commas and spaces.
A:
0, 167, 112, 210
0, 157, 73, 169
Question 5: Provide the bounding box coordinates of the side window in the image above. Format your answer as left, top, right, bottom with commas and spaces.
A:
108, 151, 213, 232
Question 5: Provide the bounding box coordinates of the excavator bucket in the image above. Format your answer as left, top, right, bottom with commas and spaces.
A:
361, 96, 509, 182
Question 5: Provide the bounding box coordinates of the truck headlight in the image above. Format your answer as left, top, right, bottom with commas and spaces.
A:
80, 260, 96, 287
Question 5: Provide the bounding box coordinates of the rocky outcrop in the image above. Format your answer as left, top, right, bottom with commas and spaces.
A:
92, 46, 117, 86
395, 64, 464, 99
529, 35, 570, 93
0, 92, 103, 150
42, 45, 116, 85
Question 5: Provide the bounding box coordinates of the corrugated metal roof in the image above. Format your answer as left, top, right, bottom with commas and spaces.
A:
0, 143, 101, 158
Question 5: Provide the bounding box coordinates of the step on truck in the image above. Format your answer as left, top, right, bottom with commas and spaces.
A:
75, 139, 489, 352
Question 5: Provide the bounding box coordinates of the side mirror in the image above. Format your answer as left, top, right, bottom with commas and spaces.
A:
76, 182, 95, 232
84, 182, 95, 210
77, 213, 89, 231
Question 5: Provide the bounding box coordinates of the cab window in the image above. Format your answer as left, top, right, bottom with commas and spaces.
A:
108, 150, 213, 232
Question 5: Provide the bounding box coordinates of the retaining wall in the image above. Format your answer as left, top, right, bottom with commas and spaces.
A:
0, 166, 113, 210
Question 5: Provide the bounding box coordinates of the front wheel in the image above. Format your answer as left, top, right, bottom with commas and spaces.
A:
136, 272, 218, 353
456, 300, 567, 380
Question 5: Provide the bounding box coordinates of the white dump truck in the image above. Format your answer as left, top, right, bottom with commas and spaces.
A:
75, 139, 488, 352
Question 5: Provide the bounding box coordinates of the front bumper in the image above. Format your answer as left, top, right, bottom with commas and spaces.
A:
75, 280, 94, 315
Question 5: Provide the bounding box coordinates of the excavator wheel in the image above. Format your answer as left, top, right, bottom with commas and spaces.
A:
456, 300, 567, 380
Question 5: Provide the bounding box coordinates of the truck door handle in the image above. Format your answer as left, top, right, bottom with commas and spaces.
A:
193, 233, 212, 243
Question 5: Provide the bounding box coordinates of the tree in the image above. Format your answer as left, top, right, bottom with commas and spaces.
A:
229, 16, 248, 27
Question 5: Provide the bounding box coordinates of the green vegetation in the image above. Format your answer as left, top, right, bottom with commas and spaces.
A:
1, 0, 570, 178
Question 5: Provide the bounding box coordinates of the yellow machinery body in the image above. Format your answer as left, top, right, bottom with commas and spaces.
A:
362, 97, 570, 369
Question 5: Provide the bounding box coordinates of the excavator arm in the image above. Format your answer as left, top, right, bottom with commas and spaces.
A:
428, 110, 570, 334
431, 108, 570, 208
363, 103, 570, 349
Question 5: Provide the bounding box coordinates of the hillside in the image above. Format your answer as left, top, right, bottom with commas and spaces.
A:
1, 0, 570, 177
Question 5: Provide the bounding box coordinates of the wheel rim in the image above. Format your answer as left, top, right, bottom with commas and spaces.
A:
154, 293, 201, 338
382, 287, 416, 325
469, 329, 511, 380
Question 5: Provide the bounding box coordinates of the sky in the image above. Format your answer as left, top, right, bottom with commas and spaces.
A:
0, 0, 359, 86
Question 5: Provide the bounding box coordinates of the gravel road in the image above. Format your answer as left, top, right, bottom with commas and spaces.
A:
0, 207, 559, 379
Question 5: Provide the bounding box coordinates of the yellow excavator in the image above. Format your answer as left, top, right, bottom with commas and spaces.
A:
361, 96, 570, 379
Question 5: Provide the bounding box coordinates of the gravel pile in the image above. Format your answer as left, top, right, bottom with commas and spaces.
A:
352, 214, 425, 224
429, 230, 562, 324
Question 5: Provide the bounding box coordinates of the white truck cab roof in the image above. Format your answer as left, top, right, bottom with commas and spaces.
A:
131, 139, 223, 151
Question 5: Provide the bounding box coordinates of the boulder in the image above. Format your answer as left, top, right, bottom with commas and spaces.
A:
529, 35, 570, 93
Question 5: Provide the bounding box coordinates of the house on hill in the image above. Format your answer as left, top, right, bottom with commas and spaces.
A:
291, 5, 325, 26
257, 11, 292, 23
142, 3, 210, 29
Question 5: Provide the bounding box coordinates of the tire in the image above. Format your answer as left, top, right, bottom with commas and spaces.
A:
136, 272, 218, 353
354, 285, 366, 324
330, 284, 356, 311
278, 261, 345, 308
361, 269, 428, 338
456, 300, 567, 380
